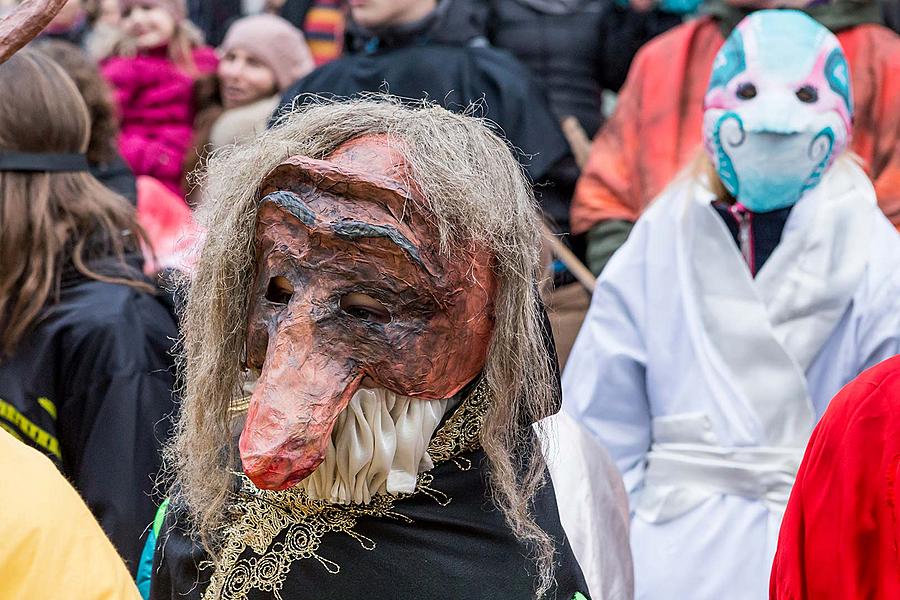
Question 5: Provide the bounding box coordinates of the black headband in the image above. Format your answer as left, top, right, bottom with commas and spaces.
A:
0, 151, 90, 173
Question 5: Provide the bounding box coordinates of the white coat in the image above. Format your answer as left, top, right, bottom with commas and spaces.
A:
542, 411, 634, 600
561, 159, 900, 600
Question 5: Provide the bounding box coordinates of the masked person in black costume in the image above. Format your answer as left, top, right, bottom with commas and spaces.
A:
145, 99, 635, 600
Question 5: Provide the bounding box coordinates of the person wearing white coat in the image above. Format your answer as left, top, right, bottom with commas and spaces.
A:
561, 10, 900, 600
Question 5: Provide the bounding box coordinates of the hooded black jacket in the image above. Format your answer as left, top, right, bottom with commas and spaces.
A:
0, 257, 178, 575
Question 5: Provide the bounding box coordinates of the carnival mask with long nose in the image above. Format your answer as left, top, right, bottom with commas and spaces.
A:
239, 135, 496, 492
702, 9, 854, 212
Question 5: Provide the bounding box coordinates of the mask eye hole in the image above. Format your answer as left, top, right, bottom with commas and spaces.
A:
796, 85, 819, 103
265, 276, 294, 306
736, 82, 757, 100
340, 293, 391, 324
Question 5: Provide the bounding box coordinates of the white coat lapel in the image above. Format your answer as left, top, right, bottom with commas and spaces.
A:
754, 160, 875, 372
676, 181, 814, 447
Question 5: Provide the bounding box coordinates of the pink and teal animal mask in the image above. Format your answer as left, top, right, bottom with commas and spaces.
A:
702, 10, 853, 212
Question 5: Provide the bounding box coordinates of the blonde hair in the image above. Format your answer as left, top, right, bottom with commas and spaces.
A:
167, 97, 560, 596
106, 16, 204, 74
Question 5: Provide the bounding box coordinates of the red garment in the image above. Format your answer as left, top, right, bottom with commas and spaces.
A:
135, 176, 202, 275
571, 17, 900, 233
102, 47, 217, 196
770, 355, 900, 600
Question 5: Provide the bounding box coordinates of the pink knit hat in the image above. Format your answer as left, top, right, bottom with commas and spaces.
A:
119, 0, 187, 21
219, 14, 315, 92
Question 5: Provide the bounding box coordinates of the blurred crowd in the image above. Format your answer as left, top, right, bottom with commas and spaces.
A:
1, 0, 899, 598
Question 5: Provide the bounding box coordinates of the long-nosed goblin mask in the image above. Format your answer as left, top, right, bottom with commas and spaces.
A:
240, 134, 497, 491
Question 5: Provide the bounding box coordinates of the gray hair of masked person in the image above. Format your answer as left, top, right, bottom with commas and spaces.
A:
166, 97, 562, 595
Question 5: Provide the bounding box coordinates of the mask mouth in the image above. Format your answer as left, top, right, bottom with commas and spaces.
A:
297, 388, 453, 504
240, 382, 453, 496
711, 113, 838, 212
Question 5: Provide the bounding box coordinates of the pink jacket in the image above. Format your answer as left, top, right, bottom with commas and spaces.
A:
102, 47, 217, 197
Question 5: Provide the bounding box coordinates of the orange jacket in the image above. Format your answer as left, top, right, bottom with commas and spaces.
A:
571, 17, 900, 233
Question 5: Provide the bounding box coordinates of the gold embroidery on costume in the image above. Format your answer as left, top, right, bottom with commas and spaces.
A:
203, 379, 491, 600
228, 396, 251, 415
426, 380, 490, 464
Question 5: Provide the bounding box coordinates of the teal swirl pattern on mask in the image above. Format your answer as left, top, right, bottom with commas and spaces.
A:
801, 127, 835, 195
713, 111, 744, 198
824, 48, 853, 115
708, 30, 746, 91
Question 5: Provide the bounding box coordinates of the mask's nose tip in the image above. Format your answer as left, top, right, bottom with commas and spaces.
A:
238, 336, 366, 491
241, 449, 324, 491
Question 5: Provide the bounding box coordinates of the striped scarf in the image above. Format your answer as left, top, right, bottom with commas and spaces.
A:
302, 0, 345, 65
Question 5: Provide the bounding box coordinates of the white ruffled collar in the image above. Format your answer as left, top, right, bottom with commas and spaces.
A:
297, 388, 451, 505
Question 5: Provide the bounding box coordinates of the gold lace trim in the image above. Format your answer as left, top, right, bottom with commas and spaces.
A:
203, 379, 490, 600
228, 396, 251, 414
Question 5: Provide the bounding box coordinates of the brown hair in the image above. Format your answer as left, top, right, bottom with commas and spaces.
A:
0, 50, 151, 356
35, 40, 120, 165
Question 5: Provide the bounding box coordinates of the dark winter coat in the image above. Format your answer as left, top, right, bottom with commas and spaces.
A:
91, 151, 138, 205
485, 0, 682, 137
0, 257, 178, 575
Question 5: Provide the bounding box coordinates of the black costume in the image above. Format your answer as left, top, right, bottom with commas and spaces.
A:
0, 256, 177, 574
150, 381, 590, 599
91, 151, 138, 205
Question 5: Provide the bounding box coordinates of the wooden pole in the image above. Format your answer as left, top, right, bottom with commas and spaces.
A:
560, 116, 593, 170
546, 116, 597, 292
541, 223, 596, 291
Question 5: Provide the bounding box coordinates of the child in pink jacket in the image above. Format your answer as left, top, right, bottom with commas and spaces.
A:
102, 0, 216, 197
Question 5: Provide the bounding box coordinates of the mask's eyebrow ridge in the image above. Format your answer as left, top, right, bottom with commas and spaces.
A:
332, 221, 424, 268
260, 189, 426, 271
260, 190, 317, 227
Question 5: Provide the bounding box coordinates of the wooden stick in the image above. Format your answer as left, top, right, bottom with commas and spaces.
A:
542, 223, 596, 291
0, 0, 70, 65
560, 115, 593, 170
546, 116, 597, 292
